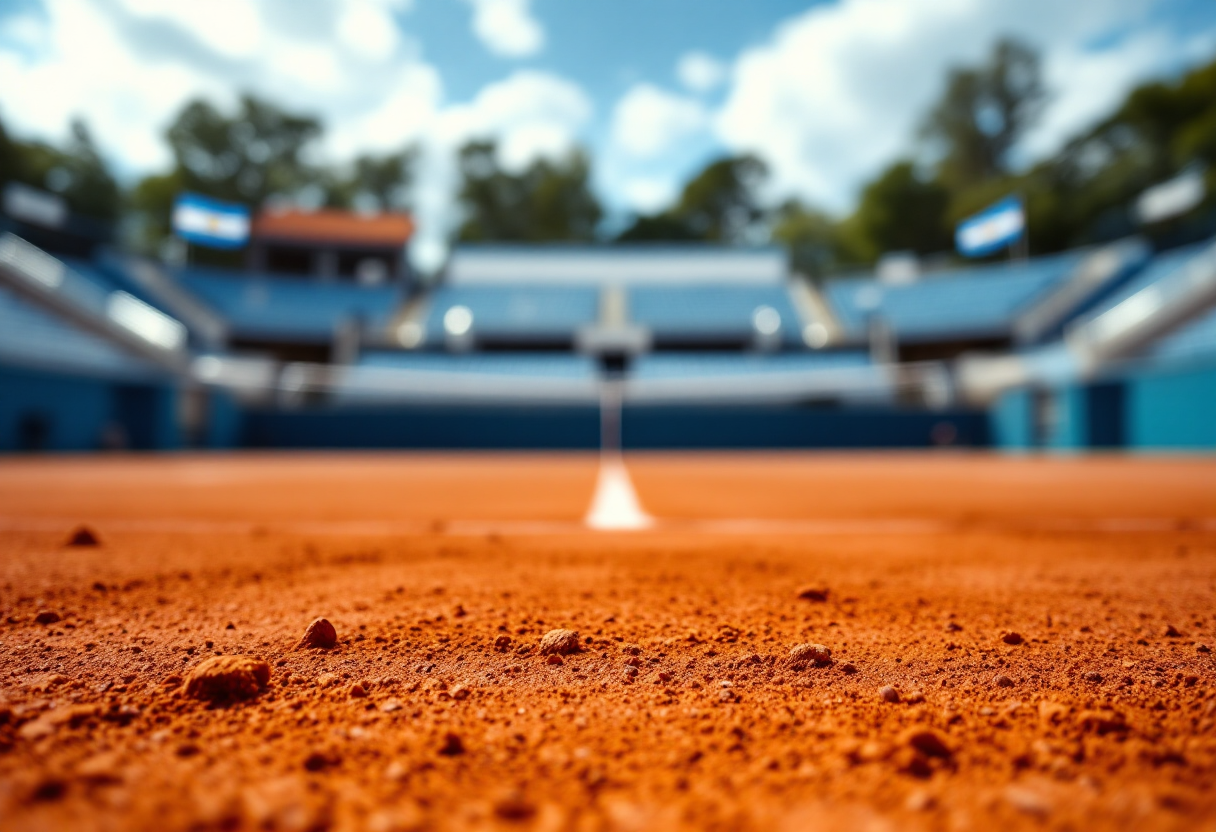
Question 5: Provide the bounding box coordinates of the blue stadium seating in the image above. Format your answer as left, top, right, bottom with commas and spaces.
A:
173, 267, 403, 342
628, 285, 802, 344
825, 252, 1085, 342
358, 351, 598, 378
423, 285, 599, 343
1077, 241, 1210, 321
0, 283, 159, 380
631, 351, 870, 380
1064, 240, 1216, 369
1146, 306, 1216, 366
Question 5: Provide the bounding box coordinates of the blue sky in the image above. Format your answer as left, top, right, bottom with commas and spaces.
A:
1, 0, 1215, 267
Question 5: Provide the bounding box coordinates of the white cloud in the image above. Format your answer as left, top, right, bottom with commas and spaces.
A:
714, 0, 1193, 212
611, 83, 707, 159
621, 177, 679, 214
337, 1, 402, 62
0, 0, 227, 171
117, 0, 265, 60
0, 11, 50, 52
464, 0, 544, 59
677, 51, 726, 94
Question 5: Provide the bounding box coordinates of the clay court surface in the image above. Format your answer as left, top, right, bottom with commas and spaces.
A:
1, 453, 1214, 831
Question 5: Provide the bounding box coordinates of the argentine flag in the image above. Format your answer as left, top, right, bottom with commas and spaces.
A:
172, 193, 251, 250
955, 196, 1025, 258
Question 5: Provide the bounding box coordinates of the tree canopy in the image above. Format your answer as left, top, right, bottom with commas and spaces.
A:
617, 155, 768, 244
456, 141, 602, 243
0, 116, 120, 222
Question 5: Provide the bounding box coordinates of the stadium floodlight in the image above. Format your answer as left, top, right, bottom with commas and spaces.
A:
802, 322, 829, 349
752, 305, 782, 337
396, 321, 424, 348
444, 305, 473, 337
443, 304, 474, 352
752, 305, 782, 352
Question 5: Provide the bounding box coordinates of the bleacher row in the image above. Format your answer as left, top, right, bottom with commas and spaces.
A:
3, 236, 1216, 387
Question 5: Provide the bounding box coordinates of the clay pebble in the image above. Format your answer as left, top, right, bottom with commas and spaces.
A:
786, 643, 832, 668
65, 526, 100, 547
184, 655, 270, 701
901, 728, 952, 759
297, 617, 338, 650
538, 629, 580, 656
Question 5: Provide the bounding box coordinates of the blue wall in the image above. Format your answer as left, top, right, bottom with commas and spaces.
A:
1126, 363, 1216, 450
0, 367, 115, 452
238, 403, 989, 450
0, 366, 180, 452
624, 406, 988, 449
991, 362, 1216, 452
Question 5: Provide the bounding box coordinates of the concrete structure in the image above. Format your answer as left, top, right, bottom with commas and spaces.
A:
246, 209, 413, 285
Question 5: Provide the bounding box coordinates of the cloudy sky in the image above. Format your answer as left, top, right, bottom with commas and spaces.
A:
1, 0, 1215, 268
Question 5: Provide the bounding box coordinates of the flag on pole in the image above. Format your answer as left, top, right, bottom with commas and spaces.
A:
172, 193, 251, 249
955, 195, 1025, 258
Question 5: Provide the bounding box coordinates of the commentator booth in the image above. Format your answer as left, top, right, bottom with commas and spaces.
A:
245, 209, 413, 286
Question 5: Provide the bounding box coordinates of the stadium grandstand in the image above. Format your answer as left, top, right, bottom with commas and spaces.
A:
2, 193, 1216, 451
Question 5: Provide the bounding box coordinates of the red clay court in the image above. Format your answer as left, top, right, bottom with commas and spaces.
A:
1, 453, 1215, 831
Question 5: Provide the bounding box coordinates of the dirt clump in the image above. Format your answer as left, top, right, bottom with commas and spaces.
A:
183, 656, 271, 702
786, 643, 832, 668
64, 526, 100, 547
538, 629, 580, 656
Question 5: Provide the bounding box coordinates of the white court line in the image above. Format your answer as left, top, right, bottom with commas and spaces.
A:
584, 457, 653, 531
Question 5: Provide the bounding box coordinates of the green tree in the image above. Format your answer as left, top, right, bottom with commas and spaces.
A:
771, 200, 858, 279
457, 140, 602, 242
848, 161, 952, 261
164, 94, 322, 207
0, 115, 120, 222
617, 154, 768, 243
0, 115, 29, 191
129, 94, 325, 259
1019, 54, 1216, 250
922, 38, 1046, 190
324, 147, 417, 212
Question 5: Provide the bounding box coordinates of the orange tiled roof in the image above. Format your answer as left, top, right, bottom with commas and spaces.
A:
252, 209, 413, 246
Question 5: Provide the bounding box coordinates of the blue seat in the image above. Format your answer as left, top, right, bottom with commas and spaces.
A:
628, 285, 802, 343
423, 285, 599, 342
825, 252, 1084, 342
631, 351, 870, 380
358, 351, 598, 379
173, 267, 403, 342
1080, 242, 1210, 321
0, 284, 158, 379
